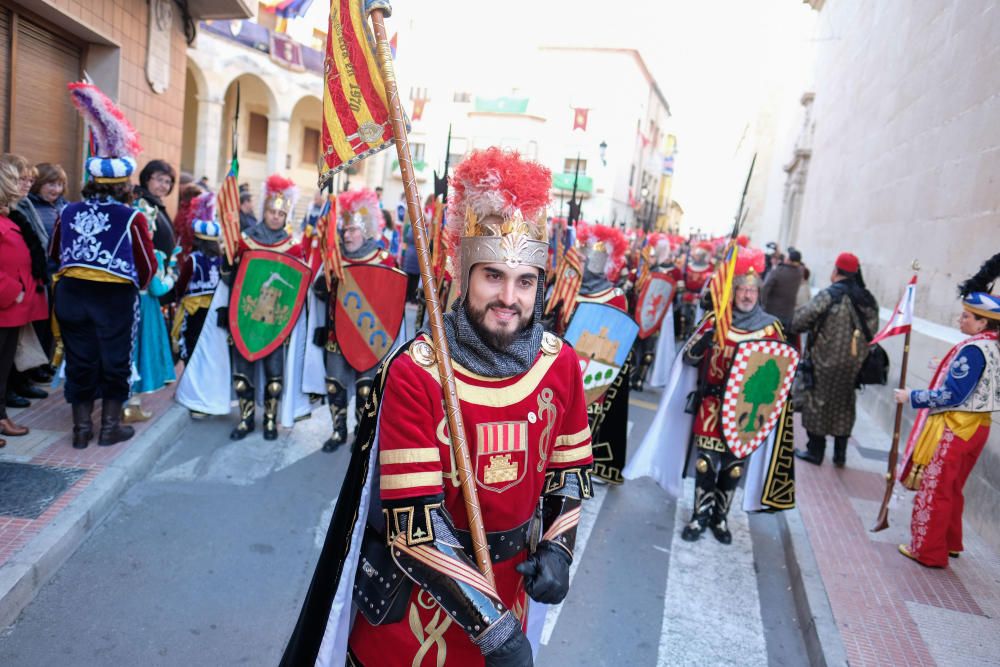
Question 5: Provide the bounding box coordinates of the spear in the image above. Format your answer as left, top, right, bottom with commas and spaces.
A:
369, 8, 494, 585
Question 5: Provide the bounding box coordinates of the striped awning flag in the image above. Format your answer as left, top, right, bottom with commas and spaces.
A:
871, 275, 917, 345
319, 0, 404, 187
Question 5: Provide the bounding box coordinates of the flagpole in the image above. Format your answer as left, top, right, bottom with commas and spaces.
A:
871, 326, 911, 532
369, 8, 494, 586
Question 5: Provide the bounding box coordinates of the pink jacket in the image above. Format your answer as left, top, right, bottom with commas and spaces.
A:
0, 214, 47, 327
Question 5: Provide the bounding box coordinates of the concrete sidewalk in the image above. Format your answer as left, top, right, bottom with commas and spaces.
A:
0, 384, 187, 628
792, 407, 1000, 667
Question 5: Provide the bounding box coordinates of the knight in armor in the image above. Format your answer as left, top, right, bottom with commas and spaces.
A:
51, 82, 155, 449
677, 240, 714, 337
895, 253, 1000, 568
573, 222, 628, 312
227, 174, 303, 441
172, 191, 222, 362
311, 188, 398, 453
631, 233, 682, 391
680, 247, 785, 544
282, 147, 593, 667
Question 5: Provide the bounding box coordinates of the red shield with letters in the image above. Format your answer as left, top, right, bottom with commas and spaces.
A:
334, 264, 407, 371
634, 271, 677, 339
475, 421, 529, 493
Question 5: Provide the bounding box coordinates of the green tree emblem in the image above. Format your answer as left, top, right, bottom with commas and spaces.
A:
741, 359, 781, 433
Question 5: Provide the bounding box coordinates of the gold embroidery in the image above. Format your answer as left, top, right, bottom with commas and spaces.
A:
702, 399, 720, 433
381, 471, 443, 491
380, 448, 440, 465
550, 443, 592, 464
536, 388, 557, 471
410, 592, 451, 667
484, 454, 518, 484
554, 426, 591, 448
541, 331, 562, 355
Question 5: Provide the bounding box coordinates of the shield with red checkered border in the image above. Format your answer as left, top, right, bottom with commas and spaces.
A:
634, 271, 677, 339
721, 340, 800, 458
334, 264, 407, 371
475, 421, 529, 493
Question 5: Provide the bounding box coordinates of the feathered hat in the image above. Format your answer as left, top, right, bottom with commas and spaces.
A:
576, 222, 627, 279
338, 188, 383, 239
733, 246, 766, 286
191, 192, 220, 241
446, 147, 551, 292
262, 174, 298, 217
67, 82, 141, 184
959, 252, 1000, 321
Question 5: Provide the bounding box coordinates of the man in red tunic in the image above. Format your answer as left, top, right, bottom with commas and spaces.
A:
346, 148, 592, 667
680, 247, 786, 543
311, 188, 400, 452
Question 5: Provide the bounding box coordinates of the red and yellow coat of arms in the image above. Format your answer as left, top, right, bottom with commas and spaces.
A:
475, 421, 529, 493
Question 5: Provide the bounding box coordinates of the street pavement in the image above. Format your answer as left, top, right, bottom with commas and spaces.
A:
4, 328, 997, 665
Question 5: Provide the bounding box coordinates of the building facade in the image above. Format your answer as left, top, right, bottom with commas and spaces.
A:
771, 0, 1000, 550
0, 0, 250, 205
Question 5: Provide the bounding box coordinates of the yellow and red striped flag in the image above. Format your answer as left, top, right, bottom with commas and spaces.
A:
318, 194, 345, 287
217, 157, 241, 264
319, 0, 404, 187
708, 240, 739, 348
545, 247, 584, 330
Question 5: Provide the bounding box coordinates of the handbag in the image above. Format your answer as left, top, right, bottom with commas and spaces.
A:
845, 295, 889, 386
14, 324, 49, 372
353, 523, 413, 626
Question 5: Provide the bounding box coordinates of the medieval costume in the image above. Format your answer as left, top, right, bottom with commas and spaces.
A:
631, 233, 681, 391
624, 246, 797, 540
122, 196, 178, 424
52, 82, 155, 448
567, 223, 631, 484
309, 188, 400, 453
226, 175, 306, 441
897, 253, 1000, 568
282, 148, 593, 667
171, 192, 222, 362
791, 252, 879, 466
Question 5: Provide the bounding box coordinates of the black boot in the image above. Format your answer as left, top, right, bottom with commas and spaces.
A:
262, 377, 281, 441
681, 486, 713, 542
71, 401, 94, 449
5, 390, 29, 409
230, 374, 255, 440
322, 378, 347, 452
710, 469, 740, 546
794, 432, 826, 465
98, 399, 134, 446
833, 436, 848, 467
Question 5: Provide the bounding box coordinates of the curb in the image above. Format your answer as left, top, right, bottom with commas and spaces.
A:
778, 507, 849, 667
0, 403, 189, 629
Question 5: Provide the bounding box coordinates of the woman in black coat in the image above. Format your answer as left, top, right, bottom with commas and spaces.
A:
133, 159, 177, 255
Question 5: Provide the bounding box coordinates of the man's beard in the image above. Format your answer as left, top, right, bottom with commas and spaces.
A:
466, 300, 532, 352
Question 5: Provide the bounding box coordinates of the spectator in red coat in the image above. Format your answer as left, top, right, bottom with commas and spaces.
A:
0, 162, 48, 445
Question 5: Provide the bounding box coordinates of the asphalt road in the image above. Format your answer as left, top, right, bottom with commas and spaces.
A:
0, 383, 809, 666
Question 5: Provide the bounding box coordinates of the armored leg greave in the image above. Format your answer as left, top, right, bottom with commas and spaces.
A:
263, 376, 282, 441
632, 350, 656, 392
710, 458, 744, 545
323, 378, 348, 453
230, 373, 255, 440
681, 451, 719, 541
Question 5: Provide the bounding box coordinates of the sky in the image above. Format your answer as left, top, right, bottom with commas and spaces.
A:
296, 0, 818, 232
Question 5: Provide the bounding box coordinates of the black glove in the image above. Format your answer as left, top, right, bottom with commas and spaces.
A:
515, 541, 571, 604
216, 306, 230, 330
484, 628, 533, 667
313, 273, 330, 301
312, 326, 329, 347
689, 328, 715, 358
